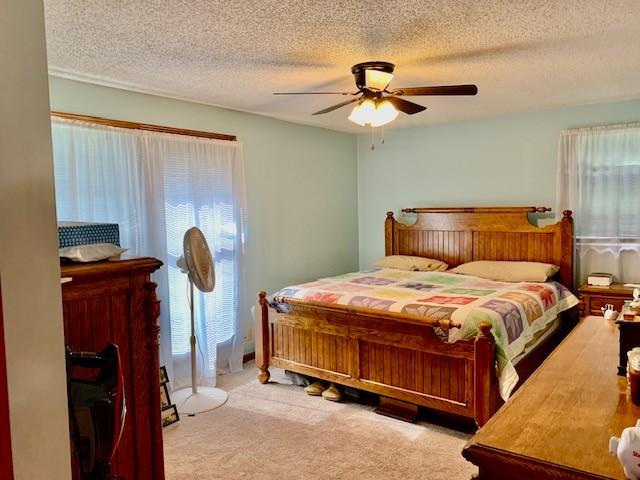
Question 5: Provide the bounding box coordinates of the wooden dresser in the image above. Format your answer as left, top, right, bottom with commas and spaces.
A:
463, 316, 640, 479
578, 283, 635, 318
61, 257, 165, 480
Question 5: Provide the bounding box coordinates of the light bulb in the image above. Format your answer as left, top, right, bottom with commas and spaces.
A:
348, 99, 376, 126
370, 99, 399, 127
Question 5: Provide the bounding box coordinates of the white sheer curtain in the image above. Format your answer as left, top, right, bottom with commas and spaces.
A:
556, 122, 640, 284
51, 117, 247, 390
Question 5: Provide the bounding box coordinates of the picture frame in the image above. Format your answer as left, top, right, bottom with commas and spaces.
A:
161, 404, 179, 428
159, 366, 168, 385
160, 383, 171, 409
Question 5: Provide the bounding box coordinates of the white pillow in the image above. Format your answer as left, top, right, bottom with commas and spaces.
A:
59, 243, 126, 262
451, 261, 559, 282
374, 255, 448, 272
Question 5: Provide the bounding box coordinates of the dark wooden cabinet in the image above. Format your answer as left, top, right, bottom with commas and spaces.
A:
578, 283, 634, 317
61, 257, 165, 480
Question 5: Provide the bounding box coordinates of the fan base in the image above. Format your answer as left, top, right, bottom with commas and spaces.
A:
351, 61, 395, 75
173, 386, 228, 416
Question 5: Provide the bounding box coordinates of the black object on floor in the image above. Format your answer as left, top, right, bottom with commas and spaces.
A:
66, 343, 126, 480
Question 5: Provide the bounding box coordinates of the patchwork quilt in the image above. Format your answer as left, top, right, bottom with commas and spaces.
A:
273, 268, 578, 400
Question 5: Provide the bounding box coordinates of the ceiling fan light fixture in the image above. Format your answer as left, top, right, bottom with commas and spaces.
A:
364, 70, 394, 91
274, 61, 477, 128
348, 98, 376, 126
370, 99, 399, 127
348, 98, 399, 127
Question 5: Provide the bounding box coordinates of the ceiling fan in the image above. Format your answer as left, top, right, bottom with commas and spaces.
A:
273, 61, 478, 128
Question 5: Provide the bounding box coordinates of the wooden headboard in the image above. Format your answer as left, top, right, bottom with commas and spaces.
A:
385, 207, 574, 289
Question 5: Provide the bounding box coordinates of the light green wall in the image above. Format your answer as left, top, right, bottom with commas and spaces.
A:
48, 76, 640, 343
48, 76, 359, 348
357, 99, 640, 268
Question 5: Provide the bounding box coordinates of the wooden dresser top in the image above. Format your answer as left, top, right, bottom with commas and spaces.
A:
578, 283, 635, 296
464, 316, 639, 479
60, 256, 162, 280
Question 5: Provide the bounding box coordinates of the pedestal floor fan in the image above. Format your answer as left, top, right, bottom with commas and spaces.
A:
172, 227, 228, 415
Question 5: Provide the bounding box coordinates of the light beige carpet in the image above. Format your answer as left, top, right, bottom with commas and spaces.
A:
164, 362, 477, 480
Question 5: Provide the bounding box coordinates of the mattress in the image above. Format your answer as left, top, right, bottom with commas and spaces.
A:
274, 268, 579, 400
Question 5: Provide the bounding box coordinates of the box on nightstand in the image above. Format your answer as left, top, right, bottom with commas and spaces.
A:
587, 272, 613, 287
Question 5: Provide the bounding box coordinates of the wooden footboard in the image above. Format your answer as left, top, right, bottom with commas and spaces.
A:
256, 291, 498, 427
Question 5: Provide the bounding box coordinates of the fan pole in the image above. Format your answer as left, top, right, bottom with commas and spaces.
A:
173, 232, 228, 416
189, 277, 198, 395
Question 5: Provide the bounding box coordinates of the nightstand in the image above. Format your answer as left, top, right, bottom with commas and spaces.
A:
578, 283, 634, 318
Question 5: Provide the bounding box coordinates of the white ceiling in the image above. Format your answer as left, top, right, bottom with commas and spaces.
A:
44, 1, 640, 133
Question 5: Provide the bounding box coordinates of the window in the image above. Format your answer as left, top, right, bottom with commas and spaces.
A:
556, 123, 640, 283
51, 116, 247, 389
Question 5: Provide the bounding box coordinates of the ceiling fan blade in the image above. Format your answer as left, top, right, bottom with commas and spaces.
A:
386, 96, 427, 115
312, 97, 361, 115
392, 85, 478, 96
273, 91, 356, 95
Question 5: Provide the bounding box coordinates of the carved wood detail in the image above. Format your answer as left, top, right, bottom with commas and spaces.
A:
145, 282, 161, 347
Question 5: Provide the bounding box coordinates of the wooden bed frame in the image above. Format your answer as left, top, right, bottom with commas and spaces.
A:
256, 207, 575, 427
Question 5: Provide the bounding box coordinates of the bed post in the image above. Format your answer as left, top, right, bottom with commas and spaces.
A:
385, 211, 395, 256
256, 291, 270, 384
560, 210, 574, 290
474, 322, 496, 427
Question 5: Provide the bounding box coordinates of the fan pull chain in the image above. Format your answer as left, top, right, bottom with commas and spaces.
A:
369, 127, 387, 150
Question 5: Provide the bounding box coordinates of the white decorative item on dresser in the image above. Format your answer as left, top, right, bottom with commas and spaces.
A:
631, 288, 640, 315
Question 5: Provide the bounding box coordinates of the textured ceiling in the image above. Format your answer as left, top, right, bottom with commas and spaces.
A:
44, 1, 640, 133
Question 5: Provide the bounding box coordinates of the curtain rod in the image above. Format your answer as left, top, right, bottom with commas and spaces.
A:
50, 111, 237, 142
561, 121, 640, 135
401, 207, 552, 214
